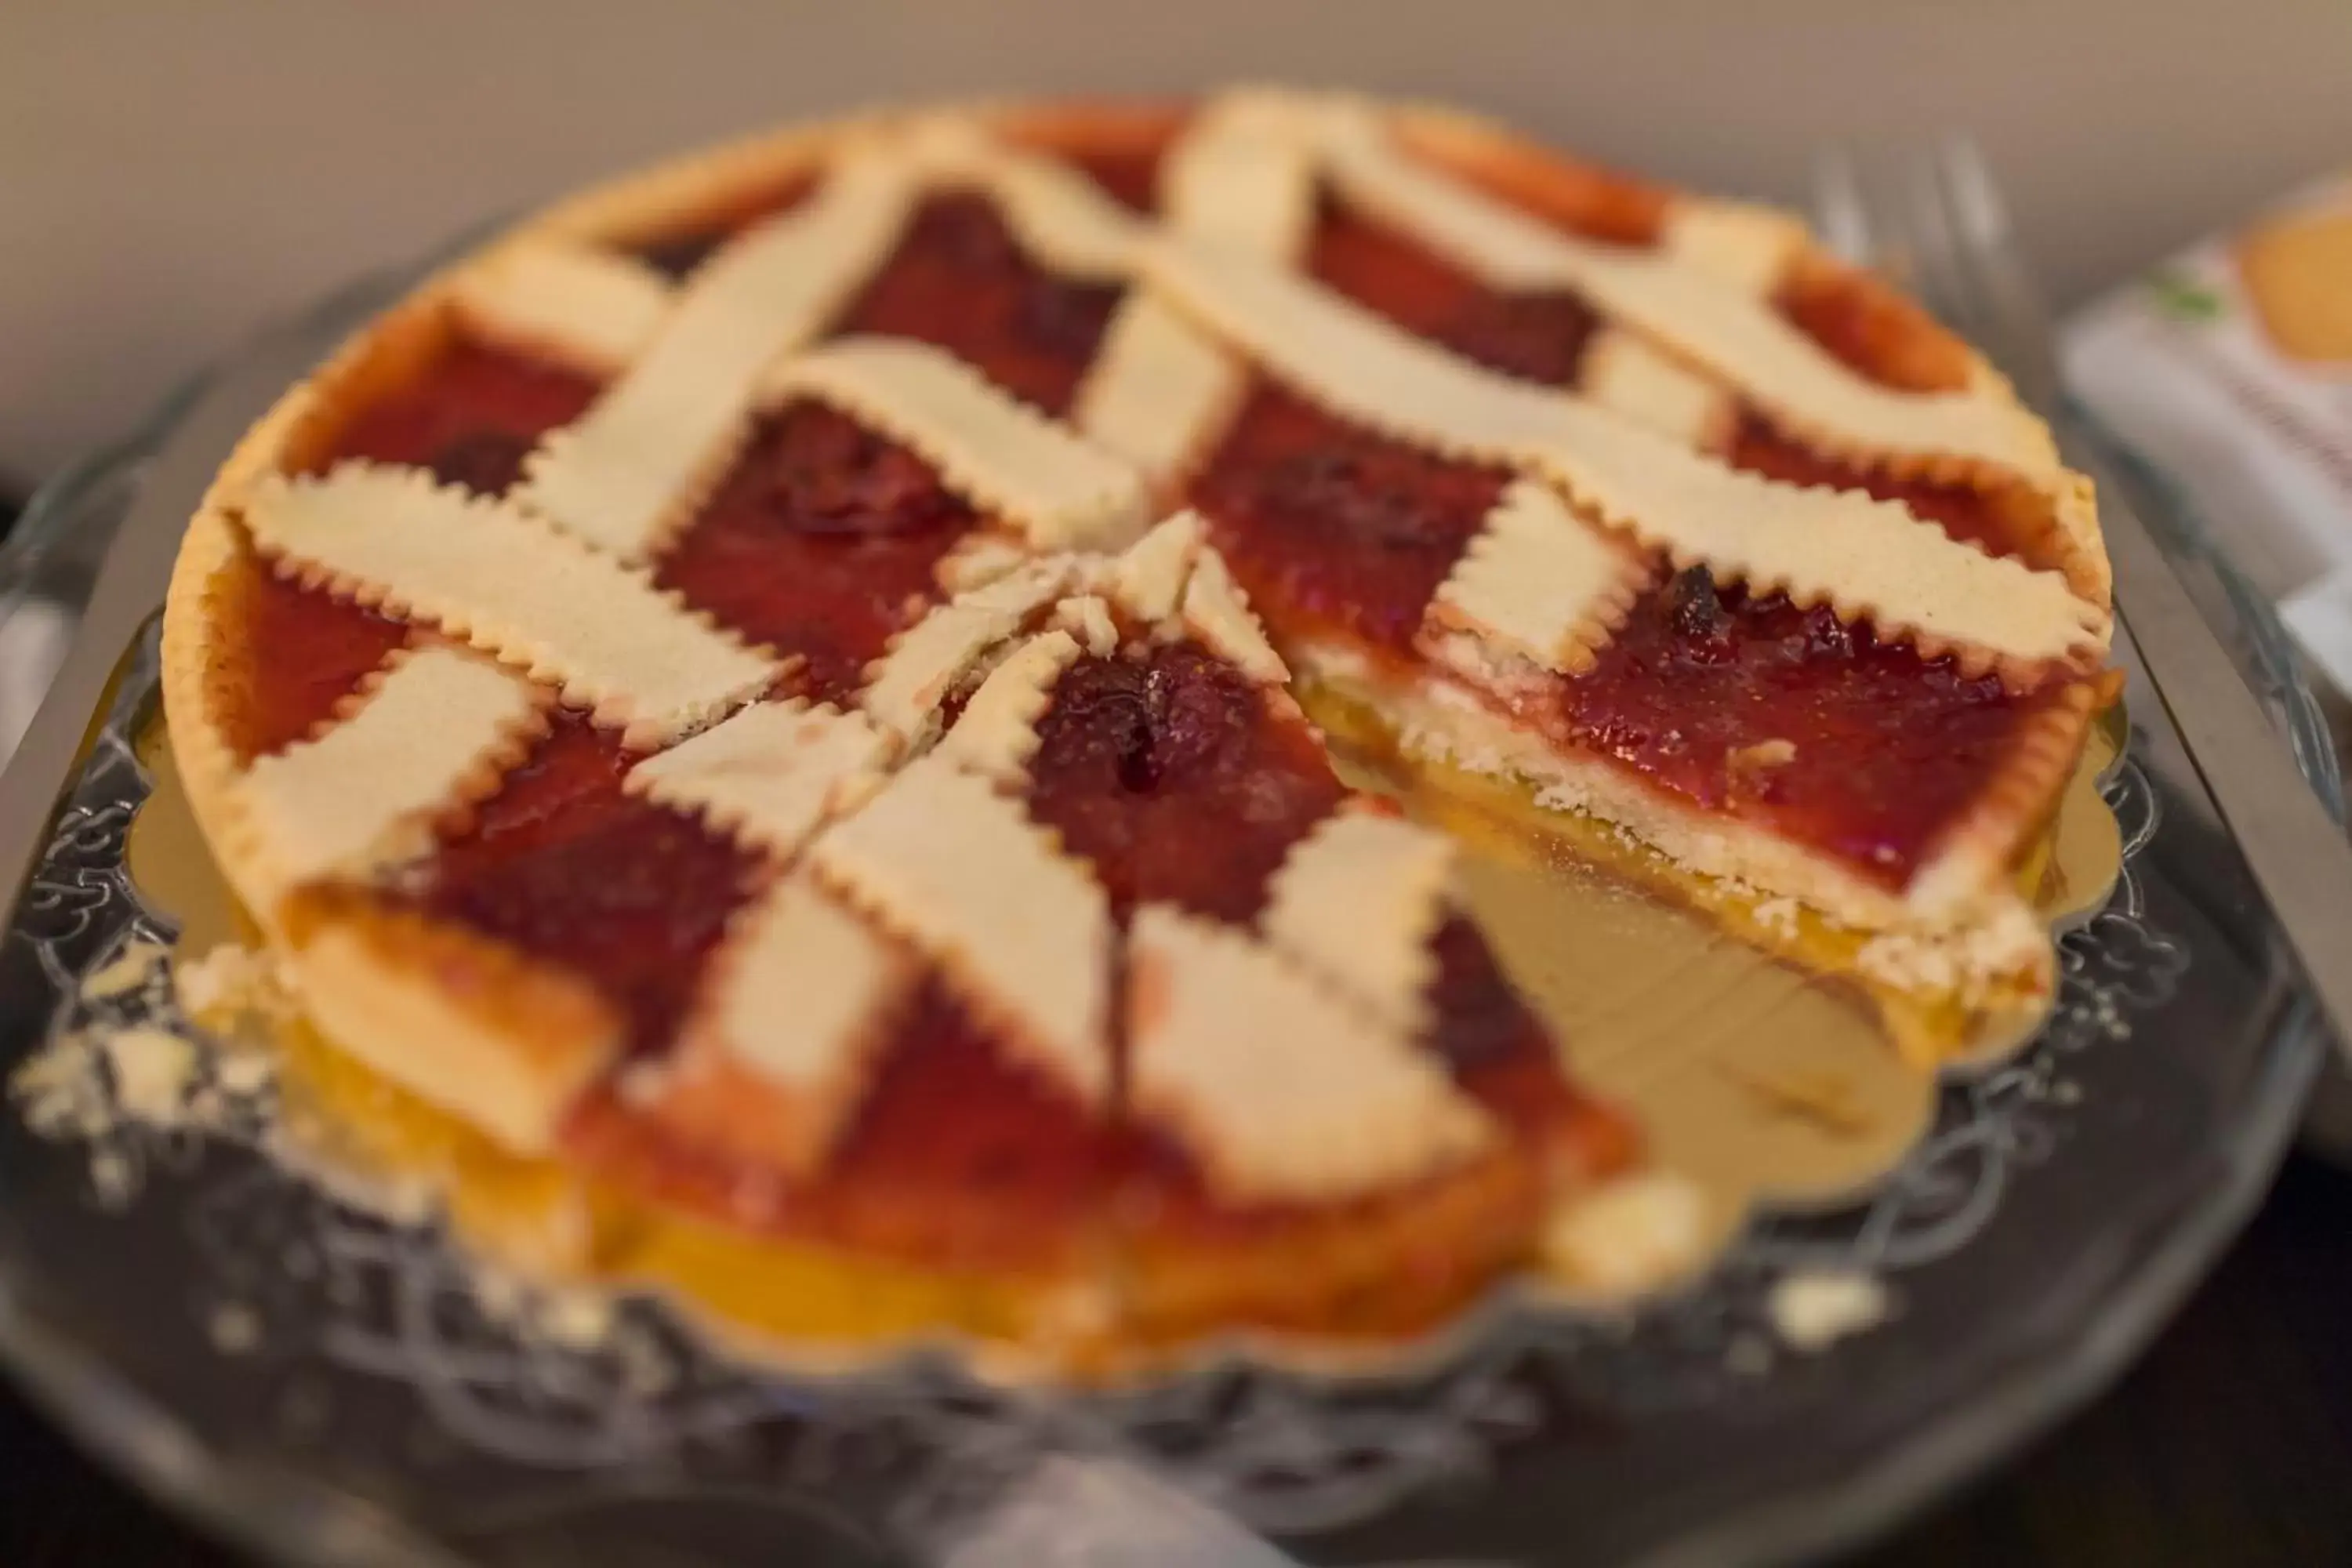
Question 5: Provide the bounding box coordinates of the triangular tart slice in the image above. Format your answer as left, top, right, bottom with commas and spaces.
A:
917, 516, 1639, 1358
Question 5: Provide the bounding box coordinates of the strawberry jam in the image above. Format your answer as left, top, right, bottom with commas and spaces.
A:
1061, 145, 1163, 214
1190, 383, 1511, 655
830, 194, 1123, 416
1552, 568, 2047, 886
1309, 197, 1601, 385
1020, 639, 1345, 922
415, 713, 760, 1056
212, 560, 410, 762
320, 338, 601, 496
655, 403, 981, 702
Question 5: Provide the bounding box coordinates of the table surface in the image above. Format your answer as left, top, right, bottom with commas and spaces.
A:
5, 1150, 2348, 1566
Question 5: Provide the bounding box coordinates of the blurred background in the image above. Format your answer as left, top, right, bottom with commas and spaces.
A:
5, 0, 2352, 493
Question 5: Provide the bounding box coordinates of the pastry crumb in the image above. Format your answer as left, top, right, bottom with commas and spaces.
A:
1767, 1269, 1890, 1352
82, 939, 166, 1001
1544, 1172, 1711, 1299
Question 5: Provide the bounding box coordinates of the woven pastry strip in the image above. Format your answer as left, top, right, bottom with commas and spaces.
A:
861, 557, 1076, 742
1180, 544, 1288, 684
626, 699, 892, 858
935, 630, 1086, 789
1160, 94, 1323, 262
1103, 508, 1205, 626
1145, 239, 2107, 681
241, 466, 778, 746
668, 872, 919, 1174
1579, 327, 1728, 448
1258, 807, 1458, 1038
897, 113, 1145, 278
963, 139, 1148, 279
515, 153, 919, 561
767, 336, 1149, 550
1069, 97, 1315, 481
1127, 905, 1495, 1203
811, 755, 1112, 1107
231, 647, 546, 896
1524, 409, 2107, 683
1658, 201, 1808, 293
449, 241, 675, 375
1317, 120, 2062, 485
1072, 292, 1247, 482
1051, 594, 1120, 657
1424, 479, 1649, 681
933, 531, 1033, 594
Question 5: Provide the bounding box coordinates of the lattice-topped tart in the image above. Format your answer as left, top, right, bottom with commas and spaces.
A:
160, 90, 2114, 1374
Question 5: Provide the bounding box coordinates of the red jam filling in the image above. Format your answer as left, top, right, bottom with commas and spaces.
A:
626, 175, 816, 282
830, 194, 1123, 416
1776, 268, 1972, 394
1433, 146, 1669, 249
217, 562, 410, 761
319, 338, 602, 496
1552, 568, 2047, 887
415, 713, 760, 1055
1189, 383, 1510, 656
1309, 197, 1601, 385
1022, 640, 1345, 922
567, 982, 1112, 1270
655, 402, 981, 703
1059, 146, 1163, 214
1729, 412, 2056, 571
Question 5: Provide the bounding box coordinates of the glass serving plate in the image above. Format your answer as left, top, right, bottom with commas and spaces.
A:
0, 277, 2336, 1568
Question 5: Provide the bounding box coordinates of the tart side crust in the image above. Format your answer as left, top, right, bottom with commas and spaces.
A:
278, 886, 625, 1155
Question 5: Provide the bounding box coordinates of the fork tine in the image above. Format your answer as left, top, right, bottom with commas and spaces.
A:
1936, 138, 2065, 407
1810, 146, 1875, 268
1900, 143, 1978, 337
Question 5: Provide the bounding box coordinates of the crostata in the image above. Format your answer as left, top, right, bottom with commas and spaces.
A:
160, 90, 2114, 1374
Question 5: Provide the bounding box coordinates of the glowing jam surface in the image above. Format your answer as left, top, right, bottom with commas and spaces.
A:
1310, 198, 1601, 385
833, 194, 1125, 416
655, 403, 984, 704
321, 339, 604, 495
413, 713, 758, 1058
1022, 640, 1345, 920
1557, 570, 2048, 888
1192, 383, 1511, 656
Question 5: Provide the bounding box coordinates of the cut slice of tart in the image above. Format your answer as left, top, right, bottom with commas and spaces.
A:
919, 517, 1639, 1354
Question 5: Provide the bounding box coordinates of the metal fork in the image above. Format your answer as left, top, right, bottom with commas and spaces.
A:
1816, 137, 2352, 1059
